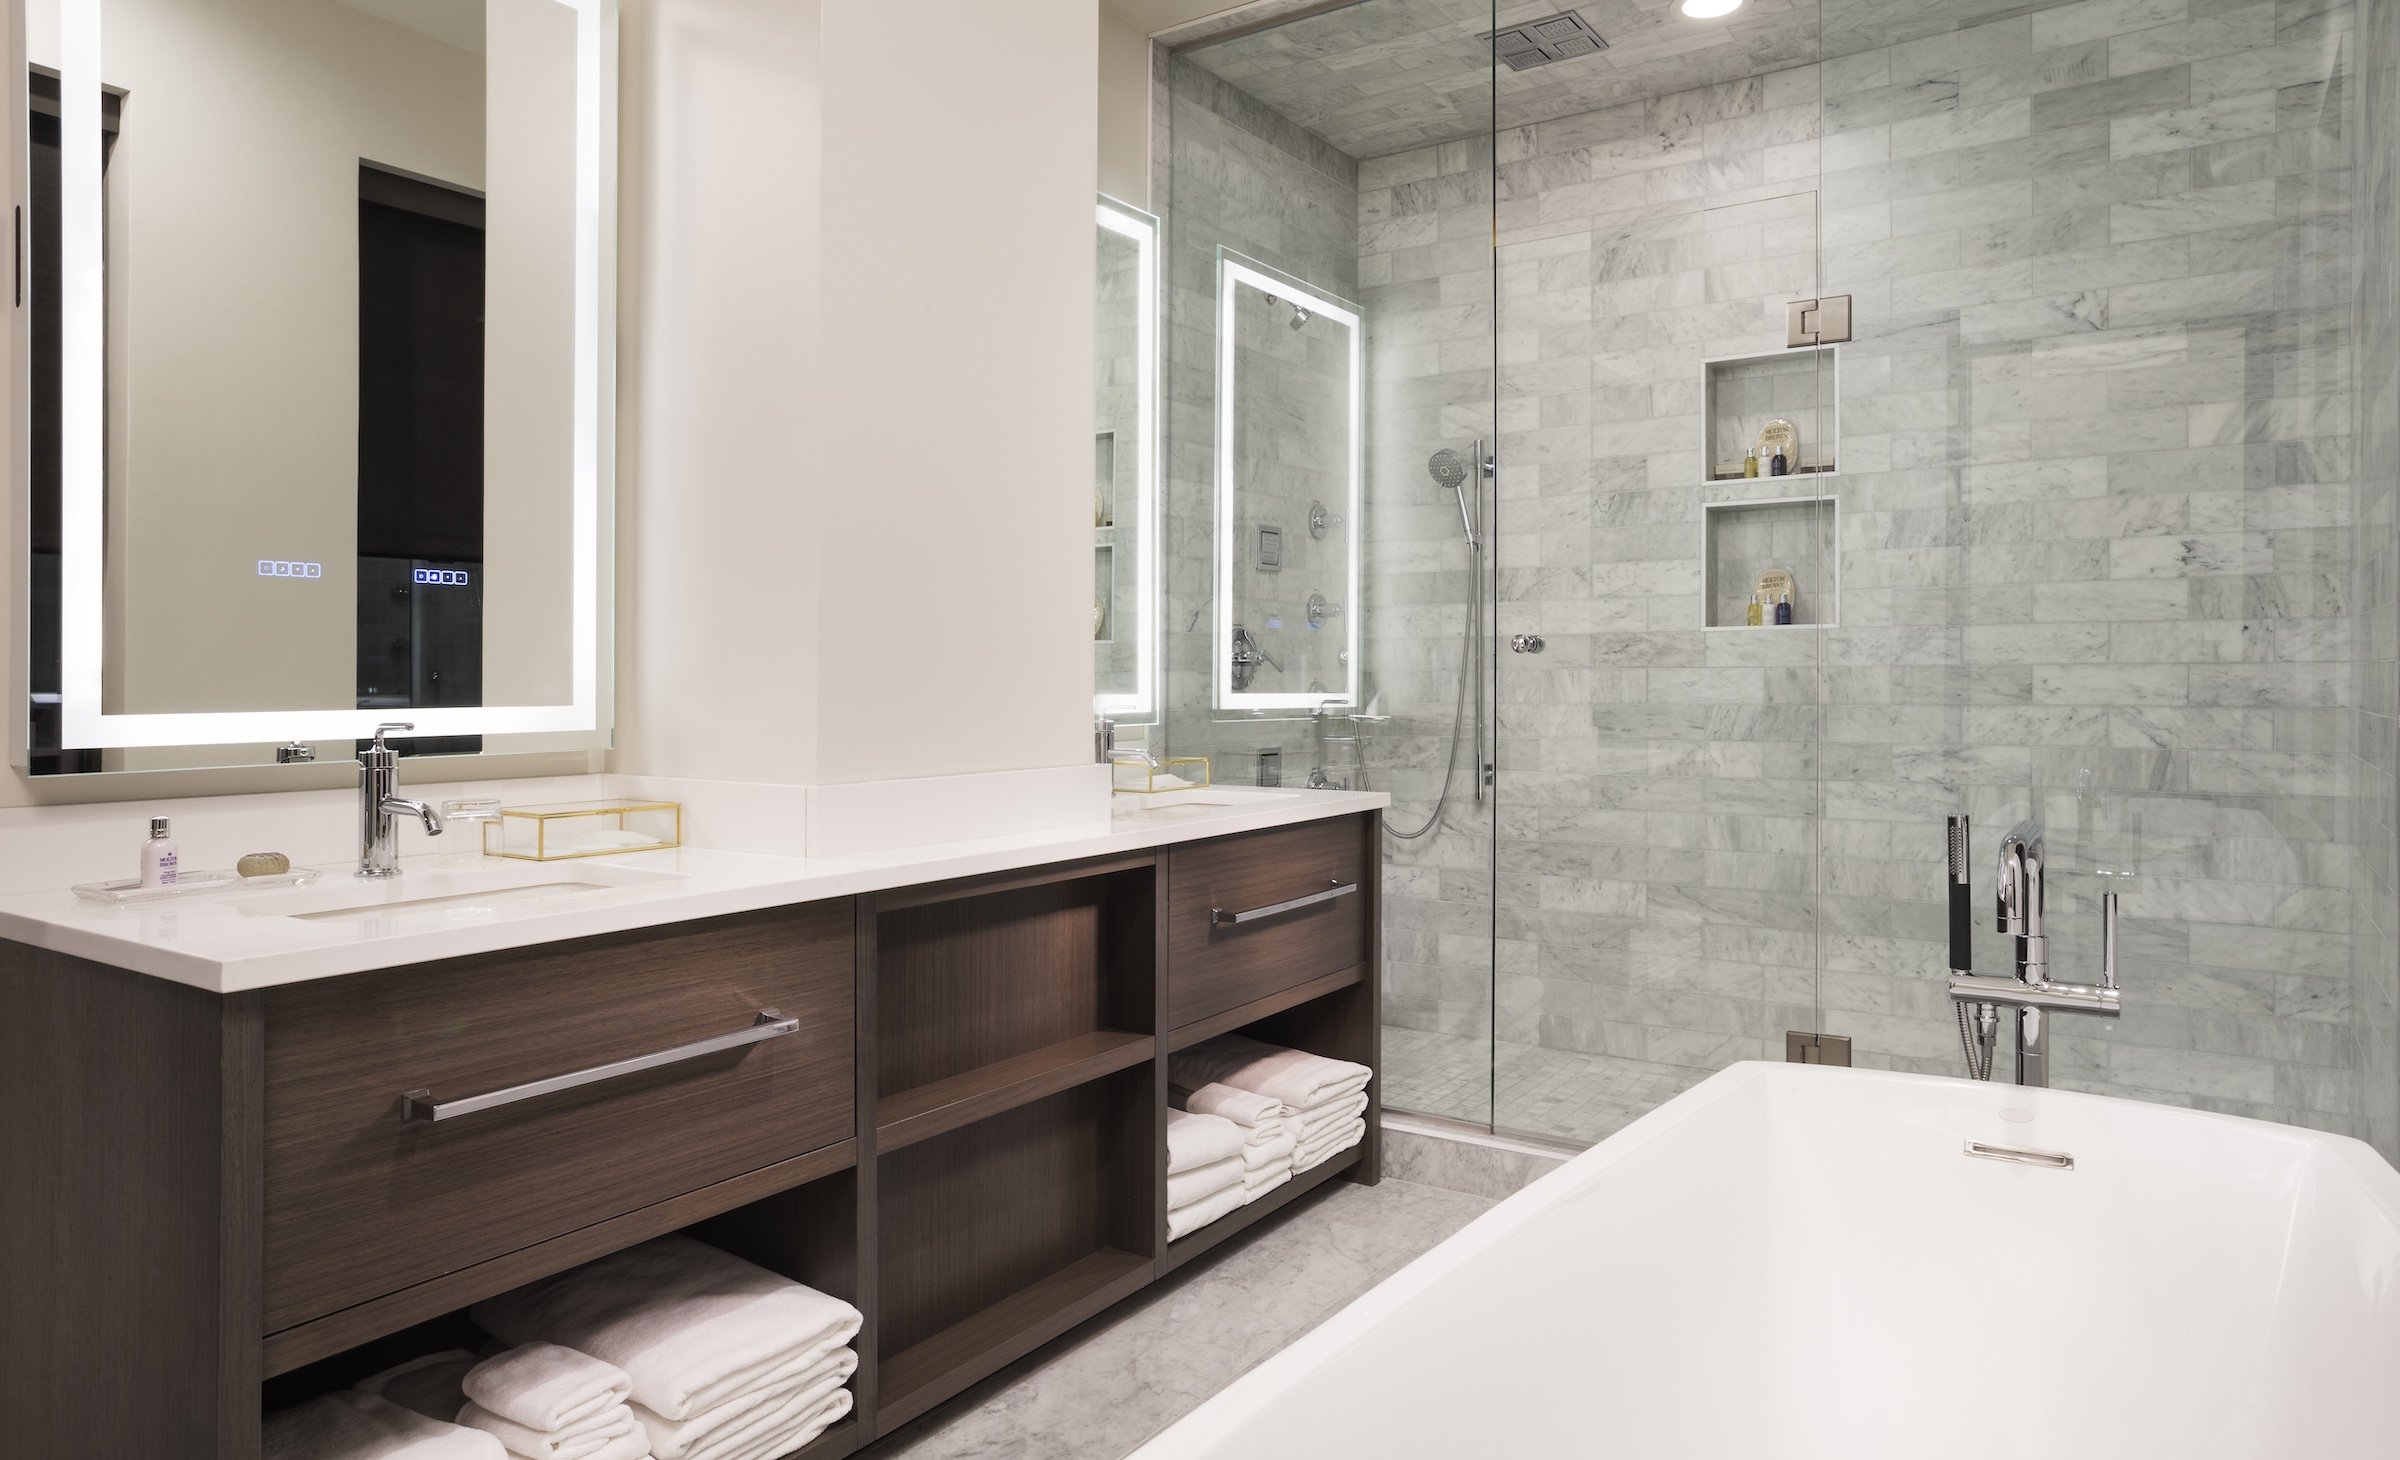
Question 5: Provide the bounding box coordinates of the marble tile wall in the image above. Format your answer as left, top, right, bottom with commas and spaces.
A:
1362, 0, 2370, 1139
2351, 0, 2398, 1160
1095, 226, 1144, 694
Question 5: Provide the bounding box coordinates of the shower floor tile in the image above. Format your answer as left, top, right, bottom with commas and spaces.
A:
1385, 1025, 1715, 1147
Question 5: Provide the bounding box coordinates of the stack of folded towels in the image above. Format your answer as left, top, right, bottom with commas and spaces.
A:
472, 1235, 863, 1460
1173, 1035, 1371, 1176
456, 1344, 649, 1460
1165, 1107, 1248, 1239
1177, 1081, 1295, 1207
265, 1389, 503, 1460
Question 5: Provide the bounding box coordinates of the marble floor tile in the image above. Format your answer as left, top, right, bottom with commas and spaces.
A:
857, 1179, 1494, 1460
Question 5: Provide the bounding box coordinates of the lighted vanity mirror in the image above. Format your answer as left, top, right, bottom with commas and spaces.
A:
1215, 253, 1360, 712
20, 0, 614, 775
1094, 196, 1158, 722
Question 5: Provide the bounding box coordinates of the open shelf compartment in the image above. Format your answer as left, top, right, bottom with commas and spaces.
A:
875, 1071, 1157, 1430
1702, 345, 1837, 483
873, 862, 1158, 1150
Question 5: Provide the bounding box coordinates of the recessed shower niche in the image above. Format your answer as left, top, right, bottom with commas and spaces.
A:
1702, 494, 1837, 630
1702, 347, 1837, 483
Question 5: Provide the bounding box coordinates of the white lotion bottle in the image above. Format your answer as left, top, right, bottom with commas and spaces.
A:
140, 816, 179, 888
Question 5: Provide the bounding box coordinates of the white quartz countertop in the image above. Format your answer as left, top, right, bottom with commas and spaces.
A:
0, 788, 1387, 993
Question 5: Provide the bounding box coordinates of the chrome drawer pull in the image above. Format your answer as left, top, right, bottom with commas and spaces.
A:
401, 1010, 799, 1123
1211, 879, 1358, 927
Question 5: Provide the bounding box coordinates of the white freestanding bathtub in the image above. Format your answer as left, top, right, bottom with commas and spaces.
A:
1131, 1063, 2400, 1459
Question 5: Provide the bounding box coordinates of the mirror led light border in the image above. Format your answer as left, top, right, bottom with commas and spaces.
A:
1214, 257, 1362, 713
1095, 197, 1159, 722
55, 0, 614, 750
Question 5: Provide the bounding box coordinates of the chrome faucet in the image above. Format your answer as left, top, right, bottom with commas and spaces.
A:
358, 722, 443, 879
1946, 817, 2121, 1087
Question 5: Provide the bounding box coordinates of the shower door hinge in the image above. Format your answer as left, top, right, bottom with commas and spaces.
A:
1785, 1031, 1852, 1067
1787, 295, 1852, 347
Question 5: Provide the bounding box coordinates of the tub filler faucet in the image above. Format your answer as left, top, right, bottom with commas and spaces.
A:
1945, 817, 2121, 1087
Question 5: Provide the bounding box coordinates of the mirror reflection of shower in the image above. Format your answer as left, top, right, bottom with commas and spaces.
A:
1264, 293, 1312, 331
1384, 442, 1489, 842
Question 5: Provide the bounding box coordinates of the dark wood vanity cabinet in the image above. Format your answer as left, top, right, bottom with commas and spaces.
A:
0, 811, 1381, 1460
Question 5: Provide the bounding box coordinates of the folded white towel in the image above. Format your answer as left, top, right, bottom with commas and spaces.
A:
675, 1382, 853, 1460
456, 1399, 640, 1460
637, 1347, 856, 1460
462, 1343, 633, 1435
471, 1236, 864, 1423
1167, 1179, 1249, 1241
1175, 1081, 1287, 1131
1241, 1126, 1297, 1174
1292, 1092, 1369, 1142
356, 1350, 478, 1425
265, 1392, 504, 1460
1293, 1118, 1366, 1172
1173, 1036, 1371, 1112
545, 1423, 647, 1460
1242, 1164, 1292, 1204
1165, 1108, 1246, 1174
1166, 1153, 1243, 1210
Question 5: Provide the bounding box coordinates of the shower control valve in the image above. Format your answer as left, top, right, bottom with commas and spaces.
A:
1511, 635, 1545, 654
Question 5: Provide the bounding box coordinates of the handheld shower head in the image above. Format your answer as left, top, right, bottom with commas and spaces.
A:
1428, 449, 1480, 550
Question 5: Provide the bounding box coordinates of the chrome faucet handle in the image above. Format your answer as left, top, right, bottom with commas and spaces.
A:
371, 721, 414, 746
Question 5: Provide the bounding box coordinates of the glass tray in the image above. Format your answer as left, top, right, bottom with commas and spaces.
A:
72, 867, 323, 906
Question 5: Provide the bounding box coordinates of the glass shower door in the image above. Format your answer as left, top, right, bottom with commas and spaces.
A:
1490, 74, 1834, 1143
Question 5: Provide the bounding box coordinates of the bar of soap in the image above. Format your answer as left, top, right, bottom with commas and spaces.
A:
237, 852, 291, 878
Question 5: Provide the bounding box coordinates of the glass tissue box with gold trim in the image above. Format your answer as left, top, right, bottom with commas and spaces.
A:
1111, 756, 1212, 795
483, 799, 684, 860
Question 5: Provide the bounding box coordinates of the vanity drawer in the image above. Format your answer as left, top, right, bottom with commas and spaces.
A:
259, 901, 856, 1336
1167, 814, 1372, 1030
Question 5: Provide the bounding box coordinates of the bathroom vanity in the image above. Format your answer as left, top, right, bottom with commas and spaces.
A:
0, 793, 1384, 1459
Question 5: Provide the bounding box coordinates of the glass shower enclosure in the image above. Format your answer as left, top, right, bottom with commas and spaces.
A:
1156, 0, 2398, 1163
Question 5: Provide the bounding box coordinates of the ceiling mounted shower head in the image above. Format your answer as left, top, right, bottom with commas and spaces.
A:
1486, 11, 1609, 71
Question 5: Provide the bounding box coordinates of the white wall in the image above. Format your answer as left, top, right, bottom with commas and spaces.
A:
1098, 8, 1149, 207
812, 0, 1097, 784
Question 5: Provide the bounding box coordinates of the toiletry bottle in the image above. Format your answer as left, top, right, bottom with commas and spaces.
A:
1746, 593, 1764, 627
1775, 591, 1793, 626
1770, 451, 1789, 477
1743, 453, 1759, 479
141, 816, 179, 888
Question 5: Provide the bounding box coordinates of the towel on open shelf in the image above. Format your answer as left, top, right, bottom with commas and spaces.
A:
635, 1347, 856, 1460
1174, 1081, 1286, 1131
456, 1397, 643, 1460
1167, 1179, 1249, 1241
461, 1343, 632, 1435
1167, 1153, 1243, 1211
1293, 1117, 1366, 1173
697, 1380, 854, 1460
356, 1350, 478, 1425
1290, 1092, 1369, 1144
1165, 1108, 1246, 1175
1172, 1036, 1370, 1113
264, 1391, 504, 1460
471, 1236, 863, 1424
1242, 1164, 1292, 1205
1241, 1125, 1298, 1176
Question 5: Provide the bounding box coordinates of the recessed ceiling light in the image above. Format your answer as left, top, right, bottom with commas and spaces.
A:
1678, 0, 1744, 16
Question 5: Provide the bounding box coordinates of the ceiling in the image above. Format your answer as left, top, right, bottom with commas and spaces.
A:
1179, 0, 1821, 159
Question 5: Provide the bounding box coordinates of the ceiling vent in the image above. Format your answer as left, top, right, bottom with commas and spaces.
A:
1486, 11, 1609, 70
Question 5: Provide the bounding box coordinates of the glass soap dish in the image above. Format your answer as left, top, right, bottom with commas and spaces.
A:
73, 867, 322, 905
483, 799, 683, 861
1112, 756, 1212, 795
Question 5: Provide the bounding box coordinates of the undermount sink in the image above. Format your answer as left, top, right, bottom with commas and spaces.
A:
1119, 786, 1303, 811
238, 861, 681, 928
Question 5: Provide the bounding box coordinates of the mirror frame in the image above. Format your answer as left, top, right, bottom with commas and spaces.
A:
45, 0, 616, 752
1213, 253, 1361, 713
1094, 195, 1158, 723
